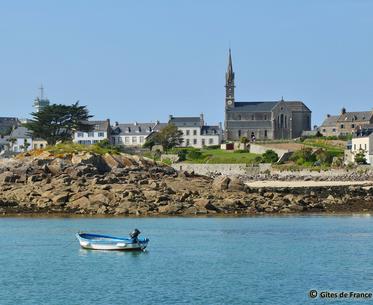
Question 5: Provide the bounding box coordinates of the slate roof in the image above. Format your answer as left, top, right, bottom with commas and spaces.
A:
10, 126, 32, 138
169, 117, 201, 127
320, 115, 339, 127
85, 120, 110, 132
338, 111, 372, 122
0, 117, 19, 133
112, 122, 167, 136
228, 101, 310, 113
201, 125, 221, 135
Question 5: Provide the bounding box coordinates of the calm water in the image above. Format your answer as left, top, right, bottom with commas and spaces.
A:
1, 216, 373, 305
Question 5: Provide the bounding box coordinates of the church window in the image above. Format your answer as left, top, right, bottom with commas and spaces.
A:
186, 130, 190, 136
264, 115, 267, 120
238, 130, 241, 137
193, 130, 197, 136
238, 115, 241, 120
280, 114, 284, 128
285, 116, 287, 128
264, 130, 268, 138
251, 115, 254, 120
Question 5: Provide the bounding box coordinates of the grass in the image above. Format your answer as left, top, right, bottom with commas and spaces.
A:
302, 138, 345, 156
45, 142, 121, 156
181, 148, 259, 164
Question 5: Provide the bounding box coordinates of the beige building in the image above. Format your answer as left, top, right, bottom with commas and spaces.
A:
320, 108, 373, 137
351, 134, 373, 164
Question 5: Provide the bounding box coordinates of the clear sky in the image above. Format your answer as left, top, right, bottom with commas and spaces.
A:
1, 0, 372, 126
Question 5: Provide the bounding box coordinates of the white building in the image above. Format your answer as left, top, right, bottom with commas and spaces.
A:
351, 133, 373, 164
73, 120, 111, 145
111, 122, 167, 146
169, 114, 222, 148
9, 126, 33, 152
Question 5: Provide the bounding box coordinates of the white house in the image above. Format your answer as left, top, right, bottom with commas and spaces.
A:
351, 133, 373, 164
111, 121, 167, 146
73, 120, 111, 145
169, 114, 222, 148
9, 126, 33, 152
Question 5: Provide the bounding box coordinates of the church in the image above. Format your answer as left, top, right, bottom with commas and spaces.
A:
224, 50, 311, 141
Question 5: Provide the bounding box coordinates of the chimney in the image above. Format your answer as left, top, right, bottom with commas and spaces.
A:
219, 122, 222, 131
115, 121, 119, 127
326, 114, 330, 118
169, 115, 173, 122
341, 107, 346, 115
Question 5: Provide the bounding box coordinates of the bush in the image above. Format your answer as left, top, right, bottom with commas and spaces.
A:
290, 147, 316, 164
177, 149, 188, 161
261, 150, 279, 163
187, 149, 203, 160
355, 149, 367, 165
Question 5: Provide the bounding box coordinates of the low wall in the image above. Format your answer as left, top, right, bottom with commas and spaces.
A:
249, 144, 289, 156
172, 163, 271, 176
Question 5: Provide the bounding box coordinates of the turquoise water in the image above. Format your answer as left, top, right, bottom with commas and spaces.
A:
1, 216, 373, 305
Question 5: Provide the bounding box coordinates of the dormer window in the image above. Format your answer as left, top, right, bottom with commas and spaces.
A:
148, 127, 152, 132
127, 127, 131, 133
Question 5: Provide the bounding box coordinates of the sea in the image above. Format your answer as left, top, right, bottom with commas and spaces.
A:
1, 215, 373, 305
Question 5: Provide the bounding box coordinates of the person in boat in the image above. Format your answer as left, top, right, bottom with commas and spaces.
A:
129, 229, 141, 243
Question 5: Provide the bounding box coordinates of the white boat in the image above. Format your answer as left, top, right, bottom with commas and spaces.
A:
76, 229, 149, 251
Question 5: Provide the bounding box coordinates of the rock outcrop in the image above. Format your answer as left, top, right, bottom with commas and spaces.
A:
0, 151, 373, 216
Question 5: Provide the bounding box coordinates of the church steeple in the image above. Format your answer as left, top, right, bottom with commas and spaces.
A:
225, 48, 235, 108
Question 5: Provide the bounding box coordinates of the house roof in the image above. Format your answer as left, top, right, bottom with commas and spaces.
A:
169, 117, 201, 127
112, 122, 167, 136
320, 115, 339, 127
10, 126, 32, 139
338, 111, 373, 122
0, 117, 20, 133
201, 125, 221, 135
85, 120, 110, 132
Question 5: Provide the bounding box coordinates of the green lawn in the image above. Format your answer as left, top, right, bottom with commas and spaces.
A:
184, 149, 259, 164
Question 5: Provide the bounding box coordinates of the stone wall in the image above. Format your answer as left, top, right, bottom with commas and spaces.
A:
249, 144, 289, 156
172, 163, 271, 176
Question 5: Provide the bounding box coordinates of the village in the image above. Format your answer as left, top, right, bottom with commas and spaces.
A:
0, 50, 372, 170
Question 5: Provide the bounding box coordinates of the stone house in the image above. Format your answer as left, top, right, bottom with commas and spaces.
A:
169, 114, 222, 148
320, 108, 373, 137
224, 49, 311, 141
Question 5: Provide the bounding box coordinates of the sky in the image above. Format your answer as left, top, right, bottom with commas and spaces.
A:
1, 0, 373, 126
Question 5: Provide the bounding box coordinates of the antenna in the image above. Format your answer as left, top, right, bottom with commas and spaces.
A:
39, 84, 44, 99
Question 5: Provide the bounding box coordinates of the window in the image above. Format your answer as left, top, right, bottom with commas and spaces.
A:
193, 130, 197, 136
264, 130, 268, 138
251, 115, 254, 120
202, 139, 205, 146
193, 139, 197, 145
140, 136, 144, 143
98, 132, 105, 137
354, 144, 356, 150
132, 137, 137, 144
118, 137, 123, 143
359, 144, 362, 149
124, 137, 130, 144
209, 138, 213, 144
77, 132, 84, 138
238, 115, 242, 120
88, 132, 94, 137
340, 124, 344, 129
34, 144, 37, 149
186, 130, 190, 136
365, 144, 367, 150
186, 139, 190, 146
93, 140, 98, 144
332, 128, 336, 132
351, 124, 355, 128
40, 144, 44, 149
238, 130, 241, 137
264, 115, 267, 120
322, 129, 326, 132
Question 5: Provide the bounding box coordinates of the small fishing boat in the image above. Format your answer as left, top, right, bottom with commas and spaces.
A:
76, 229, 149, 251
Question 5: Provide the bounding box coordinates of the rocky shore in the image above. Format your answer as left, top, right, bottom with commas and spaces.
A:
1, 151, 373, 216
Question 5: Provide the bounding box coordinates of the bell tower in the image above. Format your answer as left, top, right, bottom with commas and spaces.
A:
225, 48, 235, 109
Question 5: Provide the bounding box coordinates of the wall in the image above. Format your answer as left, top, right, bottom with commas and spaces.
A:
73, 131, 108, 145
249, 144, 289, 157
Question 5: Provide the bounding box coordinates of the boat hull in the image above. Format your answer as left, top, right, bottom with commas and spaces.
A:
76, 233, 149, 251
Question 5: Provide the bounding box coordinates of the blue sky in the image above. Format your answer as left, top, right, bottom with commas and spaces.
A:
1, 0, 372, 126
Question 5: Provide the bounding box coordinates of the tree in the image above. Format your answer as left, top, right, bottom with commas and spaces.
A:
355, 149, 367, 165
261, 150, 279, 163
24, 102, 93, 145
144, 124, 183, 151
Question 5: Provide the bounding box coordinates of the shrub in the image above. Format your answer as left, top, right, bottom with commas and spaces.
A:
355, 149, 367, 165
290, 147, 316, 164
261, 150, 279, 163
177, 149, 188, 161
187, 149, 203, 160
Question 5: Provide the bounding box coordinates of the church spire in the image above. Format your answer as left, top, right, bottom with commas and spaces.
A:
225, 49, 235, 107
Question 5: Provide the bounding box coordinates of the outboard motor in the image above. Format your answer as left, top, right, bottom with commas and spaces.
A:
130, 229, 141, 242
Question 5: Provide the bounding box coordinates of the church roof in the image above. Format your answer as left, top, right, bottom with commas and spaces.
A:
228, 101, 310, 113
